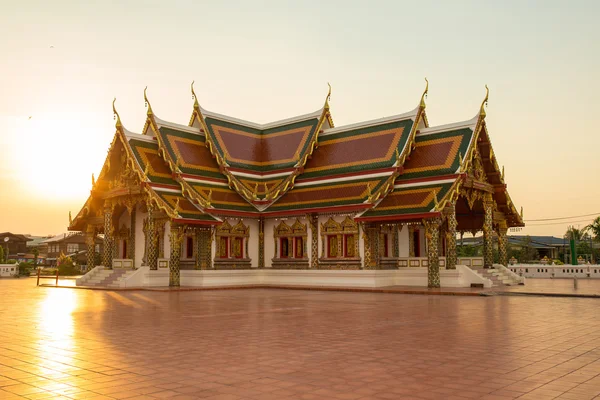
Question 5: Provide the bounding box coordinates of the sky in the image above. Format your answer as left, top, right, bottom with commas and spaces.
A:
0, 0, 599, 237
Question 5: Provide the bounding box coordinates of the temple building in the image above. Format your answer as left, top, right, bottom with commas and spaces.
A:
69, 81, 524, 288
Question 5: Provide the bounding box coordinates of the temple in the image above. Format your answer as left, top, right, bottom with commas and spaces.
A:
69, 81, 524, 288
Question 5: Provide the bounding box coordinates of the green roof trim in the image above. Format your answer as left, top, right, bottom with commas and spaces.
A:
204, 116, 320, 172
396, 127, 473, 181
129, 138, 178, 186
360, 182, 455, 218
299, 118, 414, 180
157, 127, 225, 180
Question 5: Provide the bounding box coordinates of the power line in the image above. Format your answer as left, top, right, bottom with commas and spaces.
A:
524, 212, 600, 222
525, 219, 593, 227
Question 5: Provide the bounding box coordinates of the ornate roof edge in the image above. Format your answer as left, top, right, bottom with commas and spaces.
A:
354, 79, 434, 212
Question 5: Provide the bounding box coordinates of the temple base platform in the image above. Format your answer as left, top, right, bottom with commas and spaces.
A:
76, 265, 493, 289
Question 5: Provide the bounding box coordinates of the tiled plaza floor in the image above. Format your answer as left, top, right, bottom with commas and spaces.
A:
1, 279, 600, 400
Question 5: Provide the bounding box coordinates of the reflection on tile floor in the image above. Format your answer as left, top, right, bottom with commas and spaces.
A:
1, 278, 599, 399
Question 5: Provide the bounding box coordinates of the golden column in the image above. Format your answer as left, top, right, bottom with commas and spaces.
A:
483, 193, 494, 268
258, 217, 265, 268
424, 217, 442, 288
169, 224, 184, 287
445, 200, 458, 270
85, 225, 96, 272
146, 203, 158, 270
103, 203, 114, 270
497, 220, 508, 267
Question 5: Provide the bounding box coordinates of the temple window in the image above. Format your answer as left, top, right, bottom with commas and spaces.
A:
186, 236, 194, 259
320, 217, 359, 259
215, 219, 249, 260
274, 219, 307, 259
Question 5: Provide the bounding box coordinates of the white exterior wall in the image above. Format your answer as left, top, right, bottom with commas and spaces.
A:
135, 205, 147, 268
263, 218, 276, 267
246, 219, 259, 268
398, 226, 410, 257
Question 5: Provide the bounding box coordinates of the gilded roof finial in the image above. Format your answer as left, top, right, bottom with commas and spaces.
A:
174, 197, 180, 214
264, 182, 268, 194
69, 211, 72, 226
253, 183, 259, 198
91, 173, 95, 187
479, 84, 489, 119
501, 165, 505, 181
324, 82, 332, 109
520, 206, 523, 219
112, 98, 122, 128
144, 162, 150, 177
459, 151, 463, 166
366, 182, 372, 201
191, 80, 200, 110
207, 189, 213, 204
433, 190, 439, 208
420, 77, 429, 108
144, 86, 153, 116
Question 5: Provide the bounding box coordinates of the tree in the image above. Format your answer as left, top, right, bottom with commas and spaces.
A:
585, 217, 600, 241
32, 248, 39, 267
0, 246, 4, 263
517, 236, 538, 262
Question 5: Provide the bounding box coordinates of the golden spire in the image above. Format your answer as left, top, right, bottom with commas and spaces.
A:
324, 82, 332, 109
501, 165, 505, 180
191, 80, 200, 110
144, 86, 153, 116
520, 206, 523, 219
112, 98, 122, 128
69, 211, 72, 226
479, 84, 489, 119
91, 173, 95, 187
420, 77, 429, 108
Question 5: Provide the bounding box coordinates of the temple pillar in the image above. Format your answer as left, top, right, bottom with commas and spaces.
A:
129, 206, 136, 266
362, 224, 374, 269
309, 214, 318, 268
169, 224, 184, 287
424, 217, 442, 288
483, 193, 494, 268
85, 225, 96, 272
196, 228, 212, 270
146, 203, 158, 270
446, 200, 458, 270
497, 220, 508, 267
392, 225, 400, 258
259, 217, 265, 268
194, 228, 201, 270
103, 203, 114, 269
408, 225, 415, 257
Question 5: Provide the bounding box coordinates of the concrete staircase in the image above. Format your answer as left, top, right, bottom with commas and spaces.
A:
84, 269, 135, 288
471, 265, 523, 287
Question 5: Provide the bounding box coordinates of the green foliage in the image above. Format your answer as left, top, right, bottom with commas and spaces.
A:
0, 246, 4, 263
585, 217, 600, 242
552, 259, 564, 265
516, 236, 539, 263
18, 261, 33, 276
32, 248, 39, 266
57, 253, 80, 276
457, 245, 481, 257
6, 259, 17, 264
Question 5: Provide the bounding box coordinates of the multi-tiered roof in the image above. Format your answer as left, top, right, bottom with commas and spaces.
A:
70, 81, 524, 230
